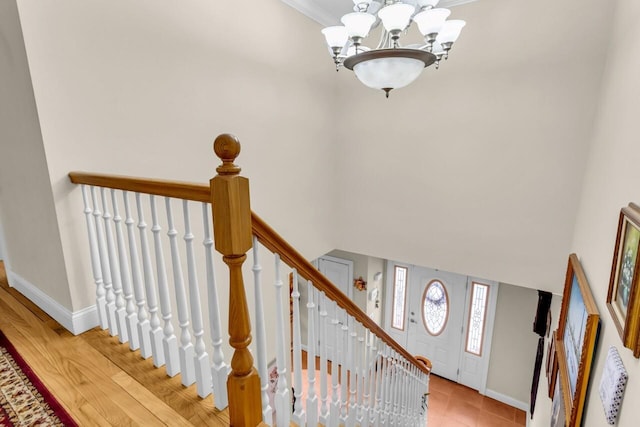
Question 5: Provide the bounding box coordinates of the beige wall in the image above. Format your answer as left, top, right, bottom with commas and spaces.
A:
14, 0, 339, 310
0, 0, 72, 309
531, 0, 640, 426
333, 0, 613, 294
486, 284, 547, 405
4, 0, 638, 421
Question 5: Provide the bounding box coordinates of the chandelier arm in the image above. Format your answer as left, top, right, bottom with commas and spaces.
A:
376, 29, 390, 50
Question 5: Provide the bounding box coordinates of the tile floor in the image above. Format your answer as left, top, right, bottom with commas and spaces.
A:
427, 374, 526, 427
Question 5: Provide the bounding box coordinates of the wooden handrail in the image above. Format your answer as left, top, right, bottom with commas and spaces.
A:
251, 213, 430, 375
68, 172, 430, 376
68, 172, 210, 202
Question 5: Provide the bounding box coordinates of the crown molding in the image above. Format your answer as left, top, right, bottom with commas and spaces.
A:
281, 0, 478, 27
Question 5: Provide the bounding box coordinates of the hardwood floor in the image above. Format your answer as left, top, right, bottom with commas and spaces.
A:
0, 261, 229, 426
1, 260, 525, 426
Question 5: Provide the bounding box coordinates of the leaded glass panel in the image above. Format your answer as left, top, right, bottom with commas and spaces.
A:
422, 280, 448, 336
391, 266, 408, 330
466, 282, 489, 356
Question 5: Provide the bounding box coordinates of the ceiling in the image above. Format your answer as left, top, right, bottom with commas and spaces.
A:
281, 0, 478, 27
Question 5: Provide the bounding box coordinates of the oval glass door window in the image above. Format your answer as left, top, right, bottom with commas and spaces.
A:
422, 280, 449, 336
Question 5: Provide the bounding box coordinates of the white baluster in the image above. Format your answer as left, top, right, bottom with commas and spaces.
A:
91, 187, 117, 336
408, 364, 416, 424
205, 204, 230, 409
273, 255, 290, 427
356, 334, 365, 426
347, 321, 357, 427
361, 332, 372, 427
135, 193, 165, 367
165, 197, 195, 386
373, 341, 383, 427
390, 352, 399, 425
368, 335, 379, 427
394, 352, 401, 425
80, 185, 107, 330
329, 300, 341, 427
291, 270, 306, 425
380, 344, 390, 426
306, 280, 319, 427
340, 311, 349, 425
123, 191, 152, 358
111, 189, 138, 350
384, 347, 393, 425
423, 370, 430, 425
182, 200, 211, 398
250, 235, 270, 421
404, 362, 411, 424
150, 195, 180, 377
400, 358, 408, 424
100, 188, 127, 343
318, 291, 330, 425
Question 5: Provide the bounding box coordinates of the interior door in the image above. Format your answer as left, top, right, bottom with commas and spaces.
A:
317, 255, 353, 360
405, 266, 467, 382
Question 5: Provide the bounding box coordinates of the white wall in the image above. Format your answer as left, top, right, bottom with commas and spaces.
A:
0, 0, 72, 309
3, 0, 636, 421
530, 0, 640, 426
14, 0, 340, 311
485, 284, 549, 406
333, 0, 613, 294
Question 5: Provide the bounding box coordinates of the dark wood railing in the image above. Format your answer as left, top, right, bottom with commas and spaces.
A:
69, 133, 429, 426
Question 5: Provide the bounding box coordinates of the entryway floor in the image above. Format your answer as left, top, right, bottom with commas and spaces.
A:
427, 374, 526, 427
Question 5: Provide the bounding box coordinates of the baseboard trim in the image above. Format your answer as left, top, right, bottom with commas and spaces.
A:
7, 270, 98, 335
484, 388, 528, 412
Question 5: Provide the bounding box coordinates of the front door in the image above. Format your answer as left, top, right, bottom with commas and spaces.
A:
406, 266, 467, 382
384, 261, 499, 392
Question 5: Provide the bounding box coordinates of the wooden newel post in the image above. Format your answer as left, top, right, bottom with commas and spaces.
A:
211, 134, 262, 426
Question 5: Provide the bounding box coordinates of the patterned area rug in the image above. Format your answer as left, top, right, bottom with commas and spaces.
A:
0, 330, 77, 426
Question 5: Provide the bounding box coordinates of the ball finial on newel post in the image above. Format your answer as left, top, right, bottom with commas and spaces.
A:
214, 133, 242, 175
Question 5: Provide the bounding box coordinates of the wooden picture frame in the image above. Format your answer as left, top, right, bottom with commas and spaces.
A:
556, 254, 600, 427
607, 204, 640, 357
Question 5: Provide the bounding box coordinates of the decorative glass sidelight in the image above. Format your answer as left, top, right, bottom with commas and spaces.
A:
391, 266, 408, 330
422, 280, 448, 336
465, 282, 490, 356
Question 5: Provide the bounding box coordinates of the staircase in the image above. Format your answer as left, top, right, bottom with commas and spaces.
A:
67, 134, 430, 426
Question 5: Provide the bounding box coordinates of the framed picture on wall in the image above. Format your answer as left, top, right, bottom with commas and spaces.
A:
556, 254, 600, 427
607, 204, 640, 357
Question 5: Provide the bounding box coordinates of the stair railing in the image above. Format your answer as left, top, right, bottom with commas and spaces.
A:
69, 133, 430, 426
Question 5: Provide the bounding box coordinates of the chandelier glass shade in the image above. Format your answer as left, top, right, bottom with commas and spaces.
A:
321, 0, 466, 97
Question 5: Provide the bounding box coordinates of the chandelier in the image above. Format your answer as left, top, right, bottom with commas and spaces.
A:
321, 0, 466, 97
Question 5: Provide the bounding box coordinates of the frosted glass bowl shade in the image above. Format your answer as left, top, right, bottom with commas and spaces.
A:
343, 48, 436, 90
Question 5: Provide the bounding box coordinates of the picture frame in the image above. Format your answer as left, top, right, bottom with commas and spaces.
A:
556, 254, 600, 427
607, 204, 640, 357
